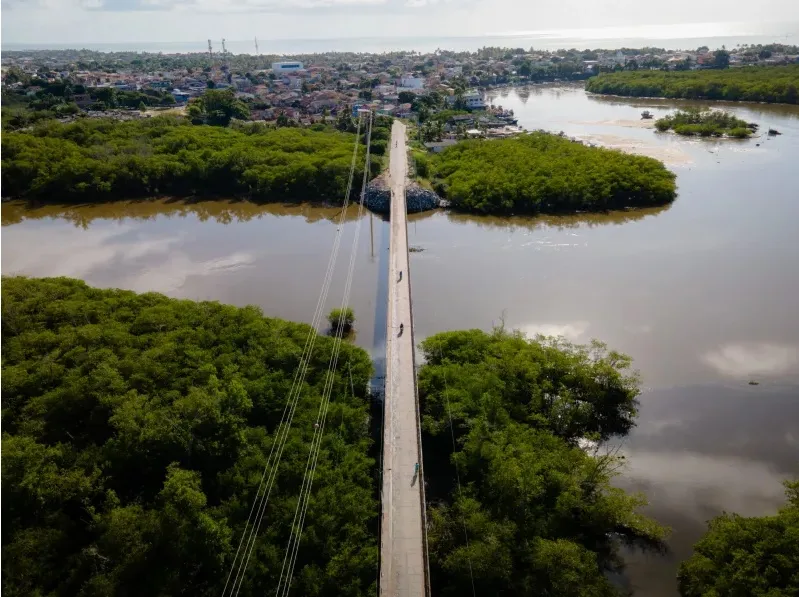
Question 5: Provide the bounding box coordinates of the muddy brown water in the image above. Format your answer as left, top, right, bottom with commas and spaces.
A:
3, 84, 799, 595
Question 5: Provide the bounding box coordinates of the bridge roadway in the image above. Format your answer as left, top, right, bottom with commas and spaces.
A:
379, 120, 429, 597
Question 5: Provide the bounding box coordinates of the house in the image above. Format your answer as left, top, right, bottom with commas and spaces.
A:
599, 51, 626, 67
399, 76, 424, 89
396, 102, 413, 118
424, 139, 458, 153
284, 76, 303, 90
232, 76, 253, 91
446, 90, 485, 109
251, 108, 274, 120
73, 93, 93, 108
374, 84, 396, 96
171, 90, 191, 104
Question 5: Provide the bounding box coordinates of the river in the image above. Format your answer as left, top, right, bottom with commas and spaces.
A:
3, 85, 799, 596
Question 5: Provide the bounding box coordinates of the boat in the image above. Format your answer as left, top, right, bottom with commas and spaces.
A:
641, 110, 654, 119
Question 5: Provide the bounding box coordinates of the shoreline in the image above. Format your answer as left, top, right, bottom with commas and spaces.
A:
586, 89, 799, 107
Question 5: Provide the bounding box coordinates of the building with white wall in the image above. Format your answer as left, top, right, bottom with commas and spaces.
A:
399, 76, 424, 89
272, 61, 304, 74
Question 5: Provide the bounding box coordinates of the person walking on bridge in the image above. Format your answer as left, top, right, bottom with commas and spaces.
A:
398, 270, 402, 282
398, 323, 404, 336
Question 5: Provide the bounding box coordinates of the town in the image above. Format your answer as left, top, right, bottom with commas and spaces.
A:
3, 43, 798, 143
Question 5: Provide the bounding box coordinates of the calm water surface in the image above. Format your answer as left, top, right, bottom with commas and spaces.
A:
3, 86, 799, 596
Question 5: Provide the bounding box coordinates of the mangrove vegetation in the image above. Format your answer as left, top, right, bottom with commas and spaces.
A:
418, 328, 668, 596
654, 108, 755, 137
678, 479, 799, 596
328, 307, 356, 335
1, 115, 381, 204
1, 277, 377, 597
586, 65, 799, 104
426, 132, 677, 215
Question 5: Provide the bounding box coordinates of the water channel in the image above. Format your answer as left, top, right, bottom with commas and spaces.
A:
3, 84, 799, 595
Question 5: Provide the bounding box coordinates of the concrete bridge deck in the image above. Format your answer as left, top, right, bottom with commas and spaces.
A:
379, 120, 428, 597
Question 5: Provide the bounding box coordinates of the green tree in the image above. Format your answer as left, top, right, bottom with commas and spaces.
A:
90, 86, 117, 107
328, 307, 355, 335
419, 328, 668, 596
398, 91, 416, 104
186, 88, 249, 126
714, 49, 731, 69
678, 480, 799, 596
336, 110, 355, 132
1, 277, 376, 597
1, 116, 368, 204
427, 131, 677, 214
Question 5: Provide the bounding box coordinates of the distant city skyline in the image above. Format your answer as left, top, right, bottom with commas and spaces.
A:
1, 0, 797, 48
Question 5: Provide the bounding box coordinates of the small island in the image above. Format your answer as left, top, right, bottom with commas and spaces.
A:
328, 306, 356, 336
423, 131, 677, 215
654, 108, 756, 138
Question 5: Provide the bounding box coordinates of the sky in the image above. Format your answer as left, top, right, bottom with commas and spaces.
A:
2, 0, 798, 46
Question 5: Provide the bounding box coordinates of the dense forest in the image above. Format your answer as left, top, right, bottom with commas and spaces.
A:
418, 329, 668, 595
655, 108, 754, 137
4, 277, 796, 594
678, 480, 799, 596
427, 132, 677, 214
1, 116, 381, 203
1, 277, 378, 597
586, 65, 799, 104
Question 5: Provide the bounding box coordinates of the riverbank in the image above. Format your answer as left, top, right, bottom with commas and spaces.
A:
586, 65, 799, 104
4, 86, 799, 596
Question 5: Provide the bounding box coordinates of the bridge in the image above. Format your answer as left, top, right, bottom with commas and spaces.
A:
379, 120, 430, 597
223, 115, 432, 597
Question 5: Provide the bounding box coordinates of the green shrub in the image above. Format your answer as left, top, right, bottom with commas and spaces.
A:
414, 151, 431, 178
728, 127, 752, 138
328, 306, 355, 334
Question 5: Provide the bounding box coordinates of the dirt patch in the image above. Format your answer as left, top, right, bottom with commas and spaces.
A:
576, 133, 693, 166
570, 119, 657, 129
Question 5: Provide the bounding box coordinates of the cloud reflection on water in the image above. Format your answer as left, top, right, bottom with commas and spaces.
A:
702, 342, 799, 377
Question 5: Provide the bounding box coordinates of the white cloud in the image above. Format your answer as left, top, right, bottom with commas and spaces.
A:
518, 321, 589, 340
1, 224, 177, 280
121, 251, 255, 293
621, 451, 788, 519
1, 222, 254, 295
702, 342, 799, 377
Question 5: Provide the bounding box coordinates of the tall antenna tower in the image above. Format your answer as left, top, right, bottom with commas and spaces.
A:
221, 38, 227, 56
254, 37, 259, 56
207, 39, 213, 63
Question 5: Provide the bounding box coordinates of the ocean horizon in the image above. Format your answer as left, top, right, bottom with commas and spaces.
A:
3, 22, 797, 55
